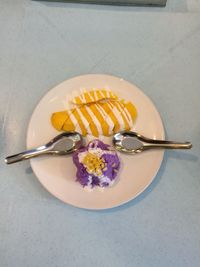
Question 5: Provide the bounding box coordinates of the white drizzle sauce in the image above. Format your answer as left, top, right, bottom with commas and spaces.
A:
85, 105, 102, 135
108, 102, 125, 130
75, 108, 90, 130
89, 91, 95, 102
114, 102, 130, 128
94, 90, 98, 101
70, 112, 81, 133
96, 103, 114, 135
106, 90, 110, 98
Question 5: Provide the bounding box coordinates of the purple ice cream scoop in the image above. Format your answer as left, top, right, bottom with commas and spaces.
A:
72, 140, 120, 188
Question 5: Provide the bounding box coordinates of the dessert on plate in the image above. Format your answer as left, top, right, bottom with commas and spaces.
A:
73, 140, 120, 188
51, 89, 137, 137
50, 88, 136, 188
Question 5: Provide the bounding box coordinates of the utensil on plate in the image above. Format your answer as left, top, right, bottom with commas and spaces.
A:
5, 130, 192, 164
113, 131, 192, 154
5, 132, 84, 164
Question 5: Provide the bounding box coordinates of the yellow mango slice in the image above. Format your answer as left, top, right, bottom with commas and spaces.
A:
84, 92, 93, 103
79, 106, 99, 137
72, 109, 87, 136
51, 111, 70, 131
111, 101, 130, 131
88, 104, 110, 136
62, 111, 76, 132
100, 102, 120, 133
117, 101, 133, 128
124, 102, 137, 121
101, 90, 108, 98
73, 96, 82, 105
89, 90, 95, 101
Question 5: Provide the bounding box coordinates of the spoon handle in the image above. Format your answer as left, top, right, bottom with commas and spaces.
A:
143, 141, 192, 150
5, 147, 49, 164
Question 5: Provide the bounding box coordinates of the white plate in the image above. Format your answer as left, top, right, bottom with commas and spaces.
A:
27, 74, 164, 210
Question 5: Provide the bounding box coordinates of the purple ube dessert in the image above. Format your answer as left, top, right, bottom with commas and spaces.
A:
73, 140, 120, 188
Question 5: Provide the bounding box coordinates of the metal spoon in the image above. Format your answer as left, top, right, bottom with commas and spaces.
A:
5, 132, 84, 164
113, 131, 192, 154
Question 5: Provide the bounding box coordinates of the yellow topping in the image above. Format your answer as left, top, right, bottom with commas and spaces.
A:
82, 152, 106, 176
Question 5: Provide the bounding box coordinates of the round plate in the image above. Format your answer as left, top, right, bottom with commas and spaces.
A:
27, 74, 164, 210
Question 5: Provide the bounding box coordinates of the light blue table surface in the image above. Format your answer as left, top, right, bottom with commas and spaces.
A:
1, 1, 200, 266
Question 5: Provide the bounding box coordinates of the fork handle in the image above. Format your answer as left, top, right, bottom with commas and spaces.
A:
5, 147, 49, 164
